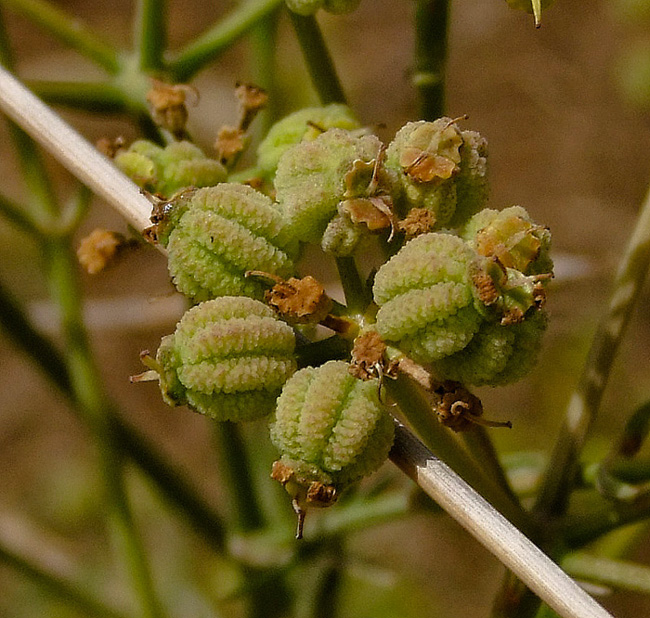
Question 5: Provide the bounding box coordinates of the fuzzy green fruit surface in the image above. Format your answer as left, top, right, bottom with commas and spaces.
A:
270, 360, 395, 490
373, 233, 483, 363
159, 184, 299, 302
154, 297, 297, 422
115, 140, 227, 198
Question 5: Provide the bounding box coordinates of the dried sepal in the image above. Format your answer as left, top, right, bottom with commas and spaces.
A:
77, 228, 136, 274
146, 79, 198, 139
261, 274, 334, 325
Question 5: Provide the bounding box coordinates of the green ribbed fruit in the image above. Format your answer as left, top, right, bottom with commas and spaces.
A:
151, 297, 297, 421
157, 184, 299, 302
115, 140, 227, 198
270, 360, 394, 503
385, 119, 488, 228
372, 233, 483, 363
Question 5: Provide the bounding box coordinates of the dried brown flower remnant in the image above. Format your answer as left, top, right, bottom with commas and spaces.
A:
96, 136, 125, 158
432, 381, 511, 432
349, 330, 397, 380
146, 80, 197, 139
397, 207, 437, 239
214, 125, 246, 167
235, 83, 268, 131
264, 275, 333, 325
77, 228, 132, 274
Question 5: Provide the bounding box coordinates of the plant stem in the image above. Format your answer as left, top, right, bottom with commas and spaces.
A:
135, 0, 166, 73
0, 191, 43, 236
0, 0, 120, 73
213, 422, 266, 531
534, 182, 650, 520
561, 552, 650, 595
386, 374, 534, 536
28, 80, 128, 113
168, 0, 284, 82
44, 234, 166, 618
335, 256, 370, 315
413, 0, 449, 120
0, 539, 131, 618
288, 12, 346, 105
389, 423, 614, 618
0, 278, 227, 551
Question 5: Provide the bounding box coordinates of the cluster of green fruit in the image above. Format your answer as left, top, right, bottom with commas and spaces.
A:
122, 105, 552, 533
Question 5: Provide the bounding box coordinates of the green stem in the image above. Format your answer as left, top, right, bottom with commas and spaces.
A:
213, 422, 266, 531
0, 539, 131, 618
168, 0, 284, 82
28, 80, 128, 113
0, 0, 120, 74
534, 182, 650, 520
462, 426, 521, 507
135, 0, 166, 72
0, 191, 43, 236
386, 374, 534, 536
0, 277, 227, 552
561, 552, 650, 595
413, 0, 449, 120
335, 256, 370, 315
288, 12, 346, 105
44, 235, 166, 618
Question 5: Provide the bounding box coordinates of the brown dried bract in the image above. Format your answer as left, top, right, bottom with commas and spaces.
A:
96, 136, 125, 158
235, 82, 268, 131
471, 267, 501, 307
271, 460, 295, 485
340, 197, 393, 231
397, 207, 437, 238
400, 148, 458, 183
432, 381, 511, 432
214, 125, 246, 167
77, 228, 131, 274
306, 481, 337, 508
264, 275, 333, 325
350, 330, 389, 380
146, 79, 196, 139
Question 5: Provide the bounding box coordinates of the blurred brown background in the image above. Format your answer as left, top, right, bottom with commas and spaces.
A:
1, 0, 650, 616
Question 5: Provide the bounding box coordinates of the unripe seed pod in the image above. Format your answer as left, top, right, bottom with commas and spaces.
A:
145, 297, 298, 421
154, 184, 299, 302
257, 105, 362, 177
274, 129, 392, 253
270, 360, 395, 535
431, 309, 547, 386
372, 232, 483, 364
461, 206, 553, 276
385, 119, 488, 229
115, 140, 227, 198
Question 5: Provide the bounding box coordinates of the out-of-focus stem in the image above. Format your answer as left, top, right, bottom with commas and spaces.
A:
135, 0, 166, 72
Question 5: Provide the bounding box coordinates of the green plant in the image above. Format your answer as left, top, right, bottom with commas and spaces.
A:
0, 1, 650, 618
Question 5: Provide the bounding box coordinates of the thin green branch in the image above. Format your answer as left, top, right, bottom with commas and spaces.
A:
535, 182, 650, 519
213, 422, 266, 532
0, 191, 43, 236
288, 12, 346, 105
0, 539, 131, 618
168, 0, 284, 82
0, 277, 226, 552
28, 80, 128, 113
561, 552, 650, 595
0, 0, 120, 74
135, 0, 166, 72
413, 0, 449, 120
44, 235, 166, 618
334, 256, 370, 315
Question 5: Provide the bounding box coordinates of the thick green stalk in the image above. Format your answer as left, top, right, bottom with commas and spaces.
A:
413, 0, 449, 120
135, 0, 166, 72
0, 0, 120, 73
288, 12, 346, 105
0, 539, 131, 618
168, 0, 284, 82
535, 182, 650, 519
